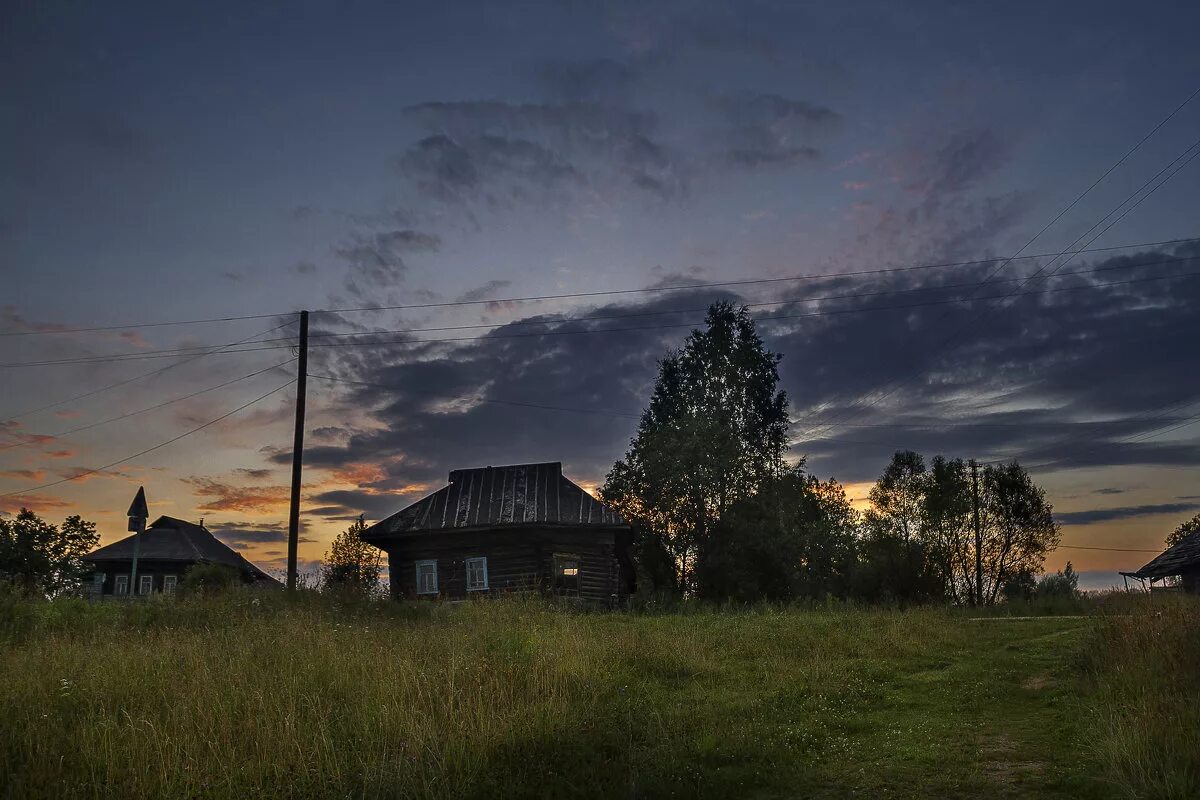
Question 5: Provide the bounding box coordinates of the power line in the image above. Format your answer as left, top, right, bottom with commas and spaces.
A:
0, 359, 296, 452
6, 263, 1197, 368
797, 115, 1200, 443
1057, 544, 1162, 553
0, 320, 296, 424
291, 254, 1199, 343
0, 237, 1193, 339
243, 267, 1200, 351
0, 377, 296, 499
0, 311, 287, 338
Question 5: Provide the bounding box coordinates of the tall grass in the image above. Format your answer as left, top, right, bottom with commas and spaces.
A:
0, 589, 1193, 798
1083, 595, 1200, 799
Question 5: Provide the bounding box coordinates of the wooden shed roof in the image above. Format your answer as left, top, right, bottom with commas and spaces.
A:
1124, 530, 1200, 579
83, 515, 278, 582
362, 462, 625, 539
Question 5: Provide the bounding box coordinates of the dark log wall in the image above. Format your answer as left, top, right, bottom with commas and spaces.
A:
382, 525, 630, 604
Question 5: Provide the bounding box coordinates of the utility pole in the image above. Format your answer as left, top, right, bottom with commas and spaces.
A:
286, 310, 309, 592
127, 486, 148, 597
970, 459, 982, 607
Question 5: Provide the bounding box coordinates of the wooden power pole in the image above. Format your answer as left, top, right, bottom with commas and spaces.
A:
970, 459, 982, 607
286, 310, 309, 591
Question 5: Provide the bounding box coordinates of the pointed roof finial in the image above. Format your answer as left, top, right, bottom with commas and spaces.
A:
127, 486, 149, 520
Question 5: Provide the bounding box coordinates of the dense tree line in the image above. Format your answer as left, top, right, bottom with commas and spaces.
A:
0, 510, 98, 597
604, 302, 1063, 606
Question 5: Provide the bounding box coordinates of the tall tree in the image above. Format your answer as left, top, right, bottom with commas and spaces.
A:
602, 303, 789, 595
1165, 512, 1200, 549
0, 509, 99, 597
864, 451, 934, 599
321, 516, 383, 595
977, 461, 1059, 605
696, 463, 859, 602
922, 456, 975, 604
865, 453, 1059, 606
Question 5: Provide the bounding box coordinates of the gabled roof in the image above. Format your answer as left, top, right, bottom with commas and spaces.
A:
83, 515, 278, 582
363, 462, 624, 539
1125, 530, 1200, 579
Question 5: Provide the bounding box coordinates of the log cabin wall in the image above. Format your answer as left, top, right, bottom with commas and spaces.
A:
381, 525, 629, 604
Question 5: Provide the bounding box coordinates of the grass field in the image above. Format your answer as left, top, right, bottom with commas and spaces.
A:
1, 592, 1196, 799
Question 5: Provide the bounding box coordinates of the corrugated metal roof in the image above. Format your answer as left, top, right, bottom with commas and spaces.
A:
83, 515, 278, 582
363, 462, 624, 538
1127, 530, 1200, 579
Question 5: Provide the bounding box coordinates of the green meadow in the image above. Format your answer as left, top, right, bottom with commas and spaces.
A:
1, 593, 1196, 799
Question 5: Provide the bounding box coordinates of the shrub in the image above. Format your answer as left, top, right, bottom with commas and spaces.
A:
180, 562, 240, 596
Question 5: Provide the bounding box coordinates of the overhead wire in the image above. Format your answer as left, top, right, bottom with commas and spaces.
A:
0, 319, 297, 423
0, 376, 297, 499
0, 237, 1194, 339
797, 130, 1200, 443
5, 262, 1198, 368
0, 358, 297, 452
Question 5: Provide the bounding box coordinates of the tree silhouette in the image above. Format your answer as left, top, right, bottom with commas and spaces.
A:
602, 302, 789, 595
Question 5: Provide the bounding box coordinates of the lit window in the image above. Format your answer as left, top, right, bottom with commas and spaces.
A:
553, 553, 581, 595
139, 575, 153, 595
465, 557, 489, 592
163, 575, 178, 594
115, 575, 129, 595
415, 560, 438, 595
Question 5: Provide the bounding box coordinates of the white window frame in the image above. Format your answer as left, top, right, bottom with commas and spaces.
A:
415, 559, 438, 595
162, 575, 178, 594
139, 575, 154, 595
115, 574, 129, 595
92, 572, 105, 592
465, 556, 489, 592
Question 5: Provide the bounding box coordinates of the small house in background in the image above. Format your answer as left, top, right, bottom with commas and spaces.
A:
362, 462, 635, 605
1121, 530, 1200, 593
83, 516, 280, 597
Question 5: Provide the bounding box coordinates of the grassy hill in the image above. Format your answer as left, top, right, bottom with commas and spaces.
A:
1, 592, 1196, 799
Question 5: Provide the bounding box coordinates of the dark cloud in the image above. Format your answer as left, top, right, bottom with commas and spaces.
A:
456, 280, 513, 305
233, 467, 275, 480
336, 228, 441, 299
306, 490, 414, 521
397, 101, 678, 204
849, 127, 1028, 265
265, 240, 1200, 522
1093, 487, 1126, 495
912, 128, 1013, 196
1056, 503, 1200, 526
710, 92, 839, 168
207, 520, 313, 548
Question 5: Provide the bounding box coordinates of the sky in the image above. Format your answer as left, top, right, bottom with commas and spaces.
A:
2, 0, 1199, 590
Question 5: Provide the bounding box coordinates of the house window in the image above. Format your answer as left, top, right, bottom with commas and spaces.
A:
553, 553, 581, 595
115, 575, 129, 595
415, 560, 438, 595
163, 575, 178, 594
92, 572, 105, 593
139, 575, 154, 595
465, 557, 489, 592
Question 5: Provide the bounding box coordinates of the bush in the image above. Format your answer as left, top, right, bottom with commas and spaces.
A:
180, 563, 240, 596
1036, 562, 1078, 599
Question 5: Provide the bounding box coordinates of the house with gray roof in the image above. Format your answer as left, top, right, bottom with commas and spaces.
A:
362, 462, 635, 604
83, 515, 279, 597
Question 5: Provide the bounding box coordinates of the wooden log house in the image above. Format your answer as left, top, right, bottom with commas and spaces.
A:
82, 515, 280, 597
361, 462, 635, 605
